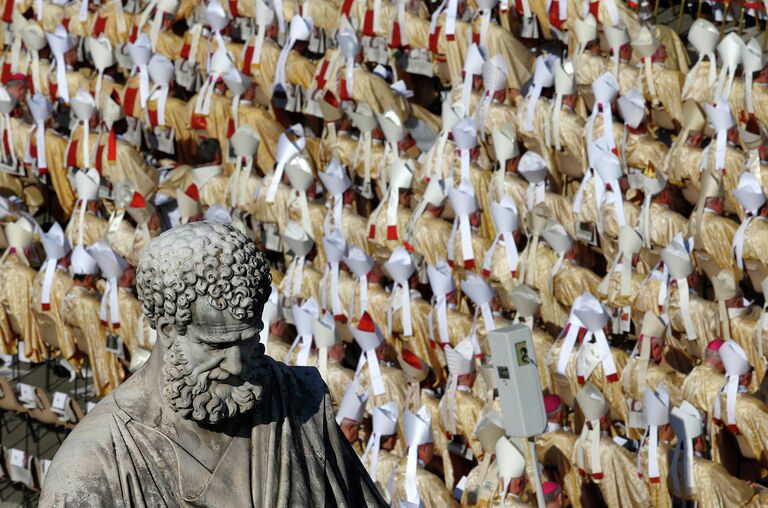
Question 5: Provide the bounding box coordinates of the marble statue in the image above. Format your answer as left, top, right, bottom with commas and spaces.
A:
39, 222, 385, 507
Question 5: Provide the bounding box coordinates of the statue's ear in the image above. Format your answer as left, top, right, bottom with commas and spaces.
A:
156, 316, 177, 346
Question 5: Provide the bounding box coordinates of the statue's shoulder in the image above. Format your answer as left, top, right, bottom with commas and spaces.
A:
283, 362, 323, 385
268, 357, 325, 391
39, 396, 122, 506
264, 357, 329, 421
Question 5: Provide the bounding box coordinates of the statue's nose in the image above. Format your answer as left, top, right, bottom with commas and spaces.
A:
220, 345, 244, 377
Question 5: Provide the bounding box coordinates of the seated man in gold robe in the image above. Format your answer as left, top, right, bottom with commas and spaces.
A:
41, 222, 385, 506
711, 341, 768, 473
112, 264, 145, 360
548, 294, 630, 425
87, 0, 134, 46
623, 120, 669, 181
310, 46, 409, 122
630, 257, 717, 359
660, 107, 705, 195
43, 27, 91, 105
184, 49, 237, 163
621, 313, 684, 406
31, 223, 79, 369
231, 81, 283, 171
462, 410, 503, 507
681, 338, 725, 414
536, 395, 582, 508
396, 347, 454, 489
574, 36, 638, 98
128, 1, 183, 61
626, 184, 688, 267
66, 117, 155, 202
323, 339, 354, 411
240, 25, 316, 112
636, 385, 674, 508
629, 34, 684, 128
119, 73, 192, 162
10, 110, 75, 216
669, 400, 768, 507
64, 190, 108, 248
60, 245, 124, 396
0, 219, 44, 362
361, 402, 401, 501
545, 87, 588, 186
688, 171, 741, 282
391, 405, 458, 507
490, 436, 534, 507
572, 383, 652, 507
441, 339, 484, 462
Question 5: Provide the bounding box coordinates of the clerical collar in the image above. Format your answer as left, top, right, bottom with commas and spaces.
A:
457, 385, 471, 393
546, 422, 562, 432
239, 99, 253, 106
422, 388, 435, 397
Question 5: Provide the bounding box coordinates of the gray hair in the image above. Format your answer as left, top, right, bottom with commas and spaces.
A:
136, 221, 272, 336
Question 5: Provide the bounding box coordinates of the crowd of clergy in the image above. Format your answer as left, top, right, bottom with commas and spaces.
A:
3, 0, 768, 504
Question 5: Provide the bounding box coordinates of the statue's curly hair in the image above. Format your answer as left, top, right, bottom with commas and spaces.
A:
136, 221, 272, 336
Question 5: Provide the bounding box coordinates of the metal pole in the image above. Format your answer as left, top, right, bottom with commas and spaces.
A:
764, 19, 768, 49
737, 5, 746, 34
719, 0, 731, 37
676, 0, 687, 33
528, 437, 545, 508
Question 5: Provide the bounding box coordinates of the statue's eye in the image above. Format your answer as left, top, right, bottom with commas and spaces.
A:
205, 339, 239, 351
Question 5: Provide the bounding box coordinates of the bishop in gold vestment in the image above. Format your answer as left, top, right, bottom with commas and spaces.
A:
61, 285, 124, 396
0, 253, 45, 362
31, 263, 80, 367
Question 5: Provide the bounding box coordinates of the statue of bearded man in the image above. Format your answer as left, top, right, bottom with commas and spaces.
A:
40, 222, 385, 507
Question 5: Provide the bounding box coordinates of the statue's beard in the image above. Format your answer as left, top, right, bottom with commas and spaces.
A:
162, 340, 263, 425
